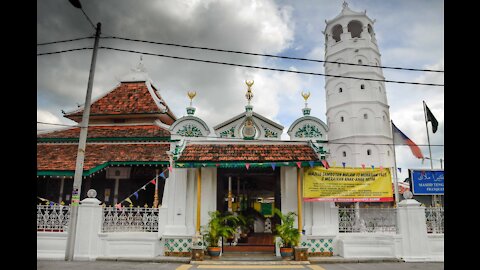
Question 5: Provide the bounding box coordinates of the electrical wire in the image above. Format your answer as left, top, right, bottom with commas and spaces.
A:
37, 36, 94, 46
37, 121, 78, 127
99, 46, 444, 87
103, 36, 444, 73
37, 47, 93, 56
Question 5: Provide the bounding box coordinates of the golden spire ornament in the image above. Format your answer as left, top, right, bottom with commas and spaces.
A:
245, 80, 254, 105
301, 91, 311, 116
187, 91, 197, 116
302, 91, 310, 107
187, 91, 197, 107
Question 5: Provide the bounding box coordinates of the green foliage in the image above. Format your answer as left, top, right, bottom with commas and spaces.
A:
202, 211, 241, 247
273, 208, 301, 248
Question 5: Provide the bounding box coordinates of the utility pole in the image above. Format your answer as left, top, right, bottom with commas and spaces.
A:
64, 22, 101, 261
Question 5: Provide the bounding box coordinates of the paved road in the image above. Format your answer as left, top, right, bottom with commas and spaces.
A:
37, 260, 444, 270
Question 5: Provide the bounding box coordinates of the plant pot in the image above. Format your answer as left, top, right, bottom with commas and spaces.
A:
293, 247, 308, 261
280, 247, 293, 259
207, 247, 221, 259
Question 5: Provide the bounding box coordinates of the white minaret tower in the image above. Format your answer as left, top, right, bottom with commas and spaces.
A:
324, 2, 394, 169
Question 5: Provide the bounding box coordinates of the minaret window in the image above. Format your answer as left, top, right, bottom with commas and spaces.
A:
363, 113, 368, 119
360, 84, 365, 90
332, 24, 343, 42
368, 24, 374, 35
383, 115, 386, 121
339, 87, 343, 93
358, 59, 363, 64
343, 151, 347, 157
367, 149, 372, 155
348, 20, 363, 38
340, 116, 344, 122
387, 151, 390, 156
379, 86, 382, 92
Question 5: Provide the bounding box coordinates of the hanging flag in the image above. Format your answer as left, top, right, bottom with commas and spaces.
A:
245, 163, 250, 170
271, 163, 276, 171
308, 161, 314, 168
125, 198, 133, 205
342, 162, 346, 168
392, 122, 424, 159
321, 160, 330, 169
424, 102, 439, 133
332, 161, 337, 167
296, 162, 302, 168
371, 165, 375, 170
168, 166, 173, 172
133, 192, 139, 199
398, 168, 402, 173
216, 163, 220, 167
202, 163, 207, 167
361, 164, 365, 169
160, 172, 165, 179
141, 185, 146, 190
380, 166, 384, 170
49, 201, 54, 206
115, 203, 122, 209
150, 179, 156, 185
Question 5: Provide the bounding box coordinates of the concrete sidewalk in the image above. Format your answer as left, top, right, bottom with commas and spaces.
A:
96, 255, 405, 264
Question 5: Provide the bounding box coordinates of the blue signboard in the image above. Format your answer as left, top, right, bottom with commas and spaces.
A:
409, 169, 444, 195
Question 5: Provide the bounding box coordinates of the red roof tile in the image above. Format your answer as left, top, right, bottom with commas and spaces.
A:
37, 125, 170, 139
65, 82, 176, 124
176, 144, 319, 162
37, 143, 170, 171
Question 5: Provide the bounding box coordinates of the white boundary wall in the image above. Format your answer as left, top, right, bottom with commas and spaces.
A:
37, 186, 443, 261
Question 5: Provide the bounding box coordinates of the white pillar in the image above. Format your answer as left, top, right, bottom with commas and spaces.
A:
199, 167, 217, 227
397, 199, 430, 262
163, 168, 189, 236
74, 196, 102, 260
311, 202, 339, 235
280, 167, 298, 227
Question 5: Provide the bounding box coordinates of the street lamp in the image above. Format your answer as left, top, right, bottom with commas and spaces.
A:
64, 0, 101, 261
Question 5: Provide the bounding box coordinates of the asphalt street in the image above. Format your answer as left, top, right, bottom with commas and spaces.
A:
37, 260, 444, 270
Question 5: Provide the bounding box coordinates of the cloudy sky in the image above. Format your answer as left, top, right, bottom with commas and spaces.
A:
37, 0, 444, 181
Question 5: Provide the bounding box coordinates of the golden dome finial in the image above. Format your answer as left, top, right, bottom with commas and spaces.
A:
301, 91, 310, 102
245, 80, 254, 104
187, 91, 196, 106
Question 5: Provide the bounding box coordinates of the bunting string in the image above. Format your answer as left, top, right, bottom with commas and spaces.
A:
116, 167, 169, 208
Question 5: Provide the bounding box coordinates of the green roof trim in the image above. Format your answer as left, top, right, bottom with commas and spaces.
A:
174, 161, 324, 168
37, 137, 171, 143
37, 161, 169, 177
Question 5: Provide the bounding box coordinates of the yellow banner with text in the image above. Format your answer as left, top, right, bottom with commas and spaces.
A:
303, 167, 393, 202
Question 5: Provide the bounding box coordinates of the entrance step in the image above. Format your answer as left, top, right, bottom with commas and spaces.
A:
223, 246, 274, 252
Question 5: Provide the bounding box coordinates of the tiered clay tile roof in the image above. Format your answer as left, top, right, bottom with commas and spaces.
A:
176, 143, 319, 162
64, 82, 176, 124
37, 125, 170, 139
37, 143, 170, 172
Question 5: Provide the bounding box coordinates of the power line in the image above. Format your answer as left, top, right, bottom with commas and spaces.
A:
37, 47, 93, 56
37, 121, 78, 127
102, 36, 444, 73
99, 46, 444, 87
37, 36, 93, 46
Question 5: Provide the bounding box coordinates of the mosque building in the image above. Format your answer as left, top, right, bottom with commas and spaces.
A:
37, 2, 398, 256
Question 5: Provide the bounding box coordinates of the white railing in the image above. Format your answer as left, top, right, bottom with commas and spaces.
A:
102, 206, 159, 232
425, 207, 444, 234
37, 205, 70, 232
338, 207, 397, 233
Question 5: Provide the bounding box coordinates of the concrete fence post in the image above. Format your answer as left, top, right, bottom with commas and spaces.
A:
396, 199, 430, 262
73, 192, 103, 260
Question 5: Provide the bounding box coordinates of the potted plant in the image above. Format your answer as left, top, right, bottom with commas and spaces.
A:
202, 211, 240, 258
273, 208, 301, 259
